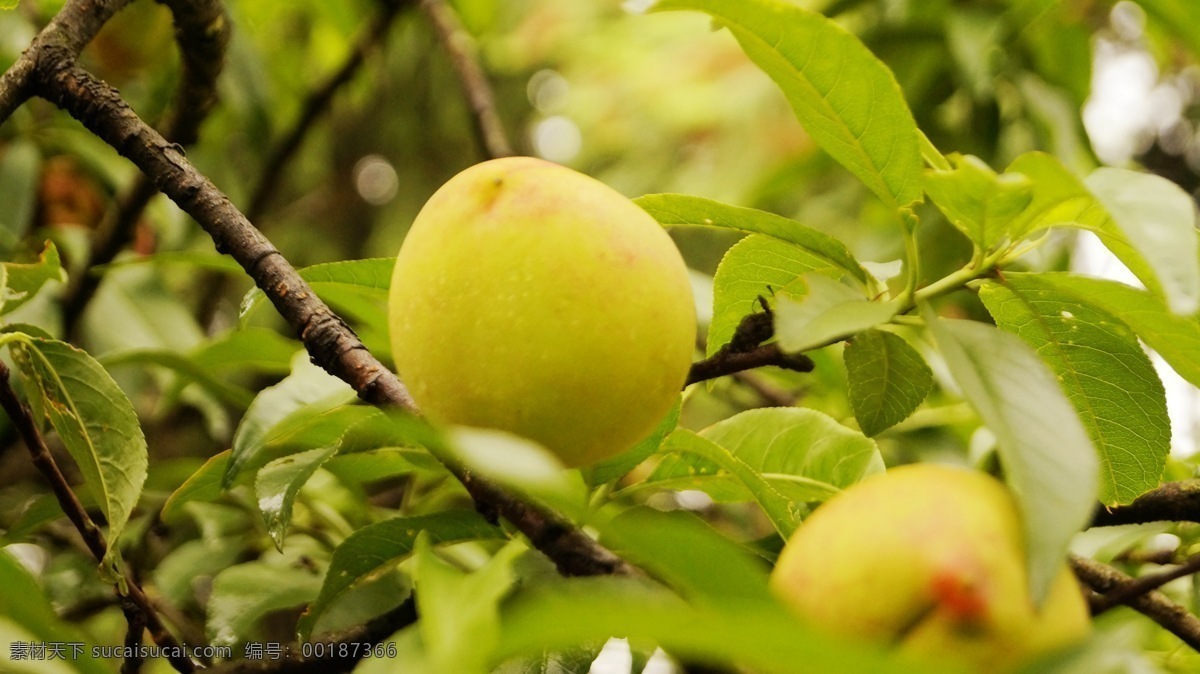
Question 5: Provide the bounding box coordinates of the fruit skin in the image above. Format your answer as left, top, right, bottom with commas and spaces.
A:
389, 157, 696, 467
769, 464, 1090, 672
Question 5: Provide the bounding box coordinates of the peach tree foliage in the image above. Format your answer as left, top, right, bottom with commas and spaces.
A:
1, 0, 1198, 672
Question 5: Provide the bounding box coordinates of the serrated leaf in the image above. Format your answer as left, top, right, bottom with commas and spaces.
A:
585, 400, 680, 487
844, 329, 933, 436
927, 314, 1098, 602
9, 337, 147, 564
1013, 273, 1200, 390
923, 154, 1033, 250
774, 274, 898, 353
1005, 153, 1200, 314
495, 576, 938, 674
979, 277, 1169, 506
653, 0, 922, 208
1, 241, 66, 316
646, 408, 880, 502
708, 235, 842, 357
256, 445, 340, 550
299, 511, 505, 639
207, 561, 323, 648
633, 194, 868, 284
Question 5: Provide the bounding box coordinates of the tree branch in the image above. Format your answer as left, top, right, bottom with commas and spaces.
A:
0, 361, 196, 673
1070, 554, 1200, 650
1090, 552, 1200, 615
16, 0, 633, 581
419, 0, 513, 160
61, 0, 232, 336
245, 0, 409, 222
1091, 480, 1200, 527
687, 309, 814, 387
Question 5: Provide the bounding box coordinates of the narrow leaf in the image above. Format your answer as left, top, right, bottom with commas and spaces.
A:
928, 314, 1098, 602
844, 329, 933, 436
653, 0, 922, 208
586, 401, 680, 487
240, 257, 393, 323
256, 445, 340, 550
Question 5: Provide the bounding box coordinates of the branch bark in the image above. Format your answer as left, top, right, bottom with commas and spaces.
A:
420, 0, 513, 159
1092, 480, 1200, 527
1090, 552, 1200, 614
1070, 554, 1200, 650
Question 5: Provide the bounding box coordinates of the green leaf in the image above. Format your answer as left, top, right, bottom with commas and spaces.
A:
979, 277, 1169, 506
653, 0, 922, 208
844, 329, 933, 436
9, 337, 148, 564
601, 507, 773, 606
102, 349, 258, 408
415, 537, 524, 674
160, 450, 230, 524
927, 314, 1098, 602
207, 561, 322, 648
708, 235, 841, 357
240, 257, 393, 325
633, 194, 868, 284
923, 154, 1033, 250
0, 551, 109, 674
1, 241, 66, 316
1084, 168, 1200, 315
585, 400, 680, 487
773, 274, 898, 353
495, 577, 940, 674
646, 407, 880, 503
224, 354, 358, 485
659, 428, 799, 537
1014, 274, 1200, 392
299, 511, 506, 639
1005, 153, 1199, 314
447, 427, 588, 518
256, 445, 340, 550
92, 249, 245, 275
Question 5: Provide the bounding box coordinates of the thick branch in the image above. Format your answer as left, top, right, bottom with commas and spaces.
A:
29, 38, 631, 579
1092, 480, 1200, 527
1091, 552, 1200, 614
1070, 554, 1200, 650
0, 361, 196, 673
0, 0, 136, 121
420, 0, 513, 159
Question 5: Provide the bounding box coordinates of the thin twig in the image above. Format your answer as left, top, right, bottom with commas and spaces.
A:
687, 343, 814, 386
730, 371, 796, 407
245, 0, 409, 222
419, 0, 512, 159
0, 361, 196, 673
120, 596, 147, 674
1070, 554, 1200, 650
1091, 552, 1200, 614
